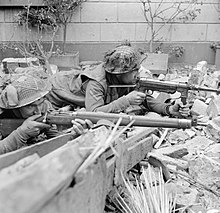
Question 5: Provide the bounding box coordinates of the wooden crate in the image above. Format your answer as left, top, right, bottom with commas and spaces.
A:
0, 127, 155, 213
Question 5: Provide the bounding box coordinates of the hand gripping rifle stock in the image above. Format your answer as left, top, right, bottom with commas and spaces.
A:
0, 111, 206, 137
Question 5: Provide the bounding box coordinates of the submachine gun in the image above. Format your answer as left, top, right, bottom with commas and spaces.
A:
0, 111, 207, 137
109, 78, 220, 104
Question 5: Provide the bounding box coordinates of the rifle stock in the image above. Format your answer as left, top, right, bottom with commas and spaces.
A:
0, 111, 205, 137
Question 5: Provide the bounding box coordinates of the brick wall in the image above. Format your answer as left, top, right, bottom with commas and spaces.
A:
0, 0, 220, 64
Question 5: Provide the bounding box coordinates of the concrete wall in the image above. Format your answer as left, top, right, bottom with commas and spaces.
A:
0, 0, 220, 64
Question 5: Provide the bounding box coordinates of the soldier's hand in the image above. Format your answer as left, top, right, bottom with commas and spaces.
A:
71, 119, 94, 136
168, 102, 191, 117
18, 114, 51, 139
126, 91, 146, 105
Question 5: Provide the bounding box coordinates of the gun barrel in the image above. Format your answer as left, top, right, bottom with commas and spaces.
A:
192, 85, 220, 94
139, 78, 220, 94
53, 111, 195, 129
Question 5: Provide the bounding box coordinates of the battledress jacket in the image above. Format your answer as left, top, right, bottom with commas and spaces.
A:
48, 63, 171, 114
0, 100, 61, 155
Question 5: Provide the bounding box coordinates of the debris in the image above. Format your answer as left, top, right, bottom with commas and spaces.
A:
191, 99, 208, 116
196, 61, 208, 74
167, 129, 191, 144
207, 96, 220, 118
154, 128, 169, 149
148, 151, 189, 170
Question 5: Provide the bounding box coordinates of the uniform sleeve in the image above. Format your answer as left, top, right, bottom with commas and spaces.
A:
85, 80, 131, 113
0, 128, 28, 155
142, 95, 171, 116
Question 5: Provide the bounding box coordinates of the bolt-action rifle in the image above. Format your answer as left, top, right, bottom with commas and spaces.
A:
0, 111, 206, 138
109, 78, 220, 104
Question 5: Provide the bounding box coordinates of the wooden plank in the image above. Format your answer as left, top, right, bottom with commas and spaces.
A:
148, 152, 189, 170
115, 128, 154, 185
0, 133, 75, 170
125, 136, 153, 171
0, 142, 84, 213
122, 127, 156, 147
106, 156, 116, 193
0, 153, 40, 177
38, 156, 109, 213
0, 127, 111, 213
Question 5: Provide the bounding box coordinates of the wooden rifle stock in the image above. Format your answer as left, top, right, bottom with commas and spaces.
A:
0, 111, 204, 138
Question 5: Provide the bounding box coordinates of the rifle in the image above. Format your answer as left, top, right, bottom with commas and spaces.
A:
0, 111, 206, 137
109, 78, 220, 104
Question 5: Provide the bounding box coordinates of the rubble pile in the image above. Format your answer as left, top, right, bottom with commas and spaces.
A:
143, 62, 220, 212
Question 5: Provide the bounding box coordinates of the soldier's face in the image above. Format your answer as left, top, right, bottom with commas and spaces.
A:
18, 98, 46, 118
120, 69, 139, 85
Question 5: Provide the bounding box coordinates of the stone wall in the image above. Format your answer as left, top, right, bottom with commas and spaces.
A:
0, 0, 220, 64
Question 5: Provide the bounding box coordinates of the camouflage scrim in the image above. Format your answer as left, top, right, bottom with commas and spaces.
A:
103, 45, 146, 74
0, 74, 51, 109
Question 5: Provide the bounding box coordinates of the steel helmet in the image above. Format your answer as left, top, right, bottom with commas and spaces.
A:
0, 74, 51, 109
103, 44, 146, 74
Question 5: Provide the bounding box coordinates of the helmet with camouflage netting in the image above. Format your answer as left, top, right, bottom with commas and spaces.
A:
103, 41, 147, 74
0, 74, 51, 109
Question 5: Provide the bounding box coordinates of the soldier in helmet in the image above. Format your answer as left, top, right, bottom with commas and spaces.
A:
0, 74, 92, 154
48, 42, 189, 116
83, 43, 190, 116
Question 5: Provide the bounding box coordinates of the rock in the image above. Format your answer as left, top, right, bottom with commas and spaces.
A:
202, 74, 219, 98
213, 70, 220, 83
167, 129, 191, 144
207, 209, 220, 213
189, 204, 207, 213
185, 136, 214, 151
166, 180, 199, 206
188, 157, 220, 193
139, 65, 153, 78
208, 116, 220, 130
171, 76, 189, 83
191, 99, 208, 116
196, 61, 208, 75
207, 96, 220, 118
184, 129, 196, 138
158, 74, 165, 80
148, 151, 189, 170
153, 143, 189, 157
204, 116, 220, 142
188, 69, 204, 85
183, 136, 214, 159
204, 125, 220, 143
205, 143, 220, 154
165, 73, 178, 81
166, 148, 188, 159
49, 64, 59, 74
203, 74, 218, 89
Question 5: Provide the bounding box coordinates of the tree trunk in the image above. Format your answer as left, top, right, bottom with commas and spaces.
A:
62, 24, 67, 53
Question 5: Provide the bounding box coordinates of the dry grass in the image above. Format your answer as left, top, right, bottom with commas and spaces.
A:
117, 165, 177, 213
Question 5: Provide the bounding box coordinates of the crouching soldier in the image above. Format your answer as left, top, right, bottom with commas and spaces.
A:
47, 42, 190, 117
0, 74, 92, 154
